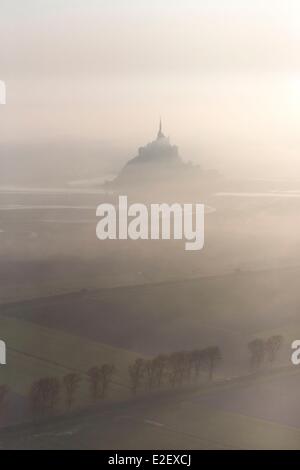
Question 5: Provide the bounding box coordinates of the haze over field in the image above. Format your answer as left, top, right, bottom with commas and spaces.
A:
1, 0, 300, 180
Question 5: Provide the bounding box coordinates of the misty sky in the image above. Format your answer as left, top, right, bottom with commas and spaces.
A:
1, 0, 300, 177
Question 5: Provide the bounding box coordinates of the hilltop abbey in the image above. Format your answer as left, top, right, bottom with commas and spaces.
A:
108, 120, 193, 189
125, 119, 183, 168
106, 120, 218, 192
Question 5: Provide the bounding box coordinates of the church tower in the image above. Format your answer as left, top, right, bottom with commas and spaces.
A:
157, 118, 165, 140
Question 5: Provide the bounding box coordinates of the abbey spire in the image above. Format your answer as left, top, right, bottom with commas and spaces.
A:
157, 118, 165, 140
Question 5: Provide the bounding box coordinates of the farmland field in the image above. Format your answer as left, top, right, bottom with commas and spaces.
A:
1, 368, 300, 449
0, 315, 141, 426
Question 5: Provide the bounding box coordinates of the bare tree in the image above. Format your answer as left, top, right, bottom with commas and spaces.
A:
30, 377, 60, 416
87, 367, 102, 401
168, 352, 187, 387
266, 335, 283, 365
185, 351, 195, 382
202, 347, 222, 381
152, 354, 168, 387
99, 364, 115, 398
248, 339, 265, 372
63, 373, 81, 409
87, 364, 115, 400
144, 359, 156, 389
128, 358, 145, 395
190, 349, 205, 380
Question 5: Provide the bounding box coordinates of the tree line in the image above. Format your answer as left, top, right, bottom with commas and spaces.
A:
0, 335, 284, 422
29, 364, 116, 417
248, 335, 283, 372
27, 345, 223, 417
129, 346, 222, 395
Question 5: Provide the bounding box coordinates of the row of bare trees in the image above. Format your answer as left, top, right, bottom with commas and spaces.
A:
0, 335, 285, 422
30, 364, 115, 416
248, 335, 283, 372
128, 347, 222, 395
